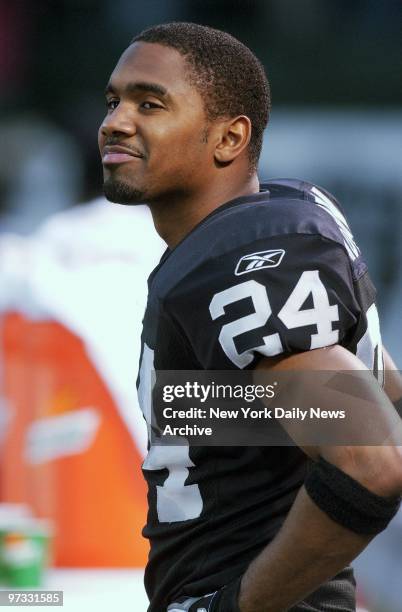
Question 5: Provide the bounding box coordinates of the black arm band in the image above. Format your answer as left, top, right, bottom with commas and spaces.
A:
393, 397, 402, 418
304, 457, 401, 535
213, 576, 242, 612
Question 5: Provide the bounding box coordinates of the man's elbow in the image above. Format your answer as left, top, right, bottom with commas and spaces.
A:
321, 445, 402, 498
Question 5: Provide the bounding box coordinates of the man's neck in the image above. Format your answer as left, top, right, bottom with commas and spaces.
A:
149, 173, 260, 249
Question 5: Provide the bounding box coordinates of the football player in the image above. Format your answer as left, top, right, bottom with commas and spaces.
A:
99, 22, 402, 612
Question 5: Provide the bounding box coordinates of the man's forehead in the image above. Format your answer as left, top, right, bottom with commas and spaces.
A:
110, 41, 190, 93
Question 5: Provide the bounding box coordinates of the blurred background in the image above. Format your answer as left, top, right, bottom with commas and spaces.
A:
0, 1, 401, 610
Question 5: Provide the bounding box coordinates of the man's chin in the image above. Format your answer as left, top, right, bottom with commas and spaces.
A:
103, 178, 145, 205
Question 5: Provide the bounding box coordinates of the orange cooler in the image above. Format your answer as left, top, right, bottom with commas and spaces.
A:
1, 312, 148, 566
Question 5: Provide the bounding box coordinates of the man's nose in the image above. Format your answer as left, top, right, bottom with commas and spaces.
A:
100, 104, 137, 138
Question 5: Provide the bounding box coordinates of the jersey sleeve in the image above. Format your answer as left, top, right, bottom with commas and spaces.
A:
166, 233, 362, 370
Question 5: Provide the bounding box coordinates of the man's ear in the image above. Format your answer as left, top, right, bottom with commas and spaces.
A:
213, 115, 252, 165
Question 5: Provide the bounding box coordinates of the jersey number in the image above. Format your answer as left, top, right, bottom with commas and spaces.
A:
209, 271, 339, 368
138, 343, 203, 522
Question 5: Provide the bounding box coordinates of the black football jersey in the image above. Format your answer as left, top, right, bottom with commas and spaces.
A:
138, 179, 382, 611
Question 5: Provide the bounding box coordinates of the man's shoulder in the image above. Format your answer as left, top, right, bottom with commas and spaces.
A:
182, 177, 355, 264
150, 178, 361, 298
205, 177, 354, 246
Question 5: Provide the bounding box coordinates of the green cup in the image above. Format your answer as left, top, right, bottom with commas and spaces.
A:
0, 505, 33, 587
0, 520, 52, 588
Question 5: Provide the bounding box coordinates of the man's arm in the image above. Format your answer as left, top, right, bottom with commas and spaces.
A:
237, 345, 402, 612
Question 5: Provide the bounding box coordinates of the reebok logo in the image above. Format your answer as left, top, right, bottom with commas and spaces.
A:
235, 249, 285, 275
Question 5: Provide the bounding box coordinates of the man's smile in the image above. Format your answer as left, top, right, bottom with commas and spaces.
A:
102, 144, 145, 165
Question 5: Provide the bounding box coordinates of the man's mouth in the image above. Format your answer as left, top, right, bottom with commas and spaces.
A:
102, 145, 144, 165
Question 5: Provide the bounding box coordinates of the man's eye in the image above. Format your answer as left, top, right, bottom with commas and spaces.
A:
141, 101, 162, 110
106, 99, 119, 111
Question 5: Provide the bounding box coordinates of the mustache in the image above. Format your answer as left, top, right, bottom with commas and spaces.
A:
103, 137, 146, 159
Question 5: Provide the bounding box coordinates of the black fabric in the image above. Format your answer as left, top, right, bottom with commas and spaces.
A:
138, 178, 381, 611
166, 577, 241, 612
213, 576, 242, 612
305, 457, 401, 535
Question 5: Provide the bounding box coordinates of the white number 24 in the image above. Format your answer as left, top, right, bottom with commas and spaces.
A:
209, 270, 340, 368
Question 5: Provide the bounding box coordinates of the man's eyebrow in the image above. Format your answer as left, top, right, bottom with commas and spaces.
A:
104, 81, 168, 98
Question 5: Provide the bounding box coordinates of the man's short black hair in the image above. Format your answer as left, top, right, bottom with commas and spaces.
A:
132, 22, 271, 170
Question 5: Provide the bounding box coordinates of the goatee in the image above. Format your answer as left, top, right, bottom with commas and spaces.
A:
103, 178, 144, 205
